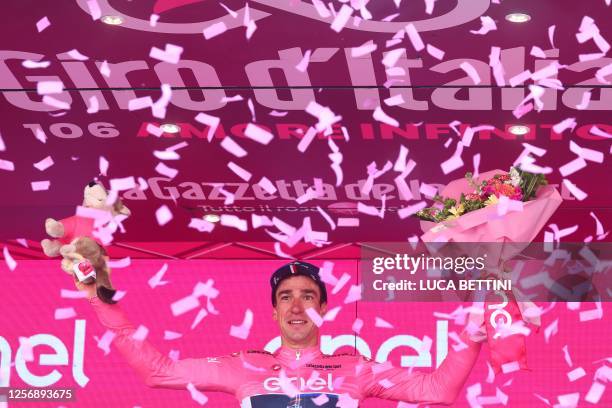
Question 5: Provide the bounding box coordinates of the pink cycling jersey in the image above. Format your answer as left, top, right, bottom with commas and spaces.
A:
90, 296, 482, 407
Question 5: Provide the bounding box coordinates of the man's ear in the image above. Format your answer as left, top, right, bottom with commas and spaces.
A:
272, 307, 278, 322
320, 302, 328, 316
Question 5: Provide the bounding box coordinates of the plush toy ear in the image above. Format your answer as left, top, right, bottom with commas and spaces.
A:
95, 264, 117, 304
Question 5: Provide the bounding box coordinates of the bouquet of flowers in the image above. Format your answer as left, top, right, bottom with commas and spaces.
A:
416, 167, 547, 224
417, 167, 563, 372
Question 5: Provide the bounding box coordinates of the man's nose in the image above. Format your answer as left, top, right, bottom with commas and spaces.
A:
290, 298, 304, 313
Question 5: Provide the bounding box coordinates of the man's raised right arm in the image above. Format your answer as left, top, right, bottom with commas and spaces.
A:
89, 296, 243, 394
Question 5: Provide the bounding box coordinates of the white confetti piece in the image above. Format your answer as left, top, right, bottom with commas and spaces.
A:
54, 307, 77, 320
148, 263, 170, 288
426, 43, 445, 60
191, 308, 208, 330
460, 62, 481, 84
337, 217, 359, 227
0, 159, 15, 172
230, 309, 253, 340
373, 106, 399, 127
312, 393, 330, 406
95, 330, 116, 355
562, 179, 588, 201
227, 161, 252, 182
398, 201, 426, 219
305, 307, 324, 327
153, 150, 180, 161
405, 23, 424, 51
203, 21, 227, 39
382, 48, 405, 68
470, 16, 496, 35
585, 381, 605, 404
419, 183, 437, 198
323, 306, 341, 322
22, 59, 50, 68
441, 143, 464, 174
187, 383, 208, 405
544, 318, 559, 343
33, 156, 54, 171
108, 257, 130, 268
258, 177, 277, 194
331, 5, 353, 32
576, 91, 592, 110
149, 43, 183, 64
188, 218, 215, 233
295, 49, 311, 72
245, 123, 274, 145
220, 136, 247, 157
60, 289, 87, 299
152, 83, 172, 119
155, 205, 173, 226
112, 291, 127, 302
375, 317, 394, 328
155, 162, 178, 179
352, 318, 364, 334
110, 176, 136, 191
37, 80, 63, 95
343, 284, 362, 304
42, 95, 70, 110
131, 325, 149, 341
65, 49, 89, 61
128, 96, 153, 111
559, 157, 587, 177
163, 330, 182, 340
570, 140, 604, 163
31, 180, 50, 191
220, 214, 248, 231
170, 295, 199, 317
36, 16, 50, 32
86, 95, 100, 114
596, 63, 612, 84
86, 0, 101, 20
501, 361, 520, 374
352, 40, 377, 57
579, 303, 603, 321
194, 112, 220, 142
567, 367, 586, 382
149, 13, 159, 27
562, 345, 573, 367
2, 247, 17, 271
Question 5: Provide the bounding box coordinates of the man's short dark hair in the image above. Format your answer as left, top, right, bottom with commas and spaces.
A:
270, 261, 328, 306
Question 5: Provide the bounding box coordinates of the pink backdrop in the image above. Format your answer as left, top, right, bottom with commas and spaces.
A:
0, 260, 609, 407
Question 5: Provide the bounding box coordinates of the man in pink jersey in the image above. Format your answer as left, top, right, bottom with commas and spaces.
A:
82, 261, 484, 407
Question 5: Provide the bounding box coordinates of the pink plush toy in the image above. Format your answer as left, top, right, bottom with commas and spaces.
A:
41, 181, 130, 258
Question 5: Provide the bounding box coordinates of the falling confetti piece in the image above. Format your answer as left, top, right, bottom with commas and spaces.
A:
95, 330, 116, 355
54, 307, 77, 320
187, 383, 208, 405
156, 205, 173, 226
305, 307, 324, 327
3, 247, 17, 271
36, 16, 50, 32
230, 309, 253, 339
148, 263, 170, 288
203, 21, 227, 39
33, 156, 54, 171
149, 44, 183, 64
163, 330, 182, 340
374, 317, 394, 328
405, 23, 424, 51
31, 181, 50, 191
220, 136, 247, 157
245, 123, 274, 145
331, 5, 353, 32
86, 0, 102, 20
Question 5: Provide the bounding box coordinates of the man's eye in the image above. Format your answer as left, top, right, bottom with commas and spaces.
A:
304, 295, 313, 301
281, 296, 289, 301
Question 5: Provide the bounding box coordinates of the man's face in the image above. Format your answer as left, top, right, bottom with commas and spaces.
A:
273, 276, 327, 349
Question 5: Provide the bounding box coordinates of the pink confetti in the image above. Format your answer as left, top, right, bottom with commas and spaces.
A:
128, 96, 153, 111
373, 106, 399, 127
256, 177, 276, 194
269, 110, 287, 117
203, 21, 227, 39
60, 289, 87, 299
230, 309, 253, 339
54, 307, 77, 320
544, 318, 558, 343
398, 201, 426, 219
227, 162, 252, 182
188, 218, 215, 233
548, 25, 556, 48
570, 140, 604, 162
108, 257, 131, 269
567, 367, 586, 382
351, 40, 377, 57
312, 393, 330, 406
152, 83, 172, 119
37, 80, 63, 95
31, 180, 50, 191
86, 0, 102, 20
576, 91, 592, 110
590, 125, 612, 139
33, 156, 54, 171
426, 43, 445, 60
460, 62, 481, 84
155, 205, 173, 226
191, 308, 208, 330
596, 63, 612, 84
509, 69, 532, 87
150, 14, 160, 27
3, 247, 17, 271
245, 20, 257, 40
579, 302, 603, 321
343, 284, 362, 304
110, 176, 136, 191
470, 16, 497, 35
332, 273, 351, 295
36, 16, 51, 32
220, 214, 248, 231
245, 123, 274, 145
87, 95, 100, 114
331, 5, 353, 32
419, 183, 437, 198
155, 162, 178, 179
562, 179, 588, 201
382, 48, 404, 69
163, 330, 182, 340
95, 330, 116, 355
187, 383, 208, 405
65, 49, 89, 61
305, 307, 324, 327
337, 217, 359, 227
22, 59, 50, 68
375, 317, 394, 328
147, 263, 169, 289
585, 382, 606, 404
562, 345, 573, 367
150, 44, 183, 64
501, 361, 520, 374
194, 112, 220, 142
42, 95, 70, 110
295, 49, 311, 72
441, 145, 464, 174
352, 318, 364, 334
552, 117, 577, 135
424, 0, 436, 14
405, 23, 424, 51
220, 137, 247, 158
530, 46, 547, 58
